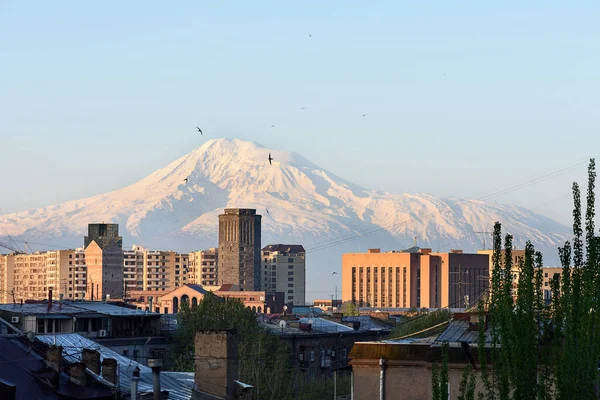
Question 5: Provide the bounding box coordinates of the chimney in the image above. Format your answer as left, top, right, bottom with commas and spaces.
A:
82, 349, 101, 375
48, 289, 53, 311
59, 293, 63, 310
148, 359, 163, 400
450, 249, 463, 254
46, 345, 63, 372
131, 367, 140, 400
367, 248, 380, 254
68, 362, 88, 385
194, 330, 239, 400
101, 358, 118, 384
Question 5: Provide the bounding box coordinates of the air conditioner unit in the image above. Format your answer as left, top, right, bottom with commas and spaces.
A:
98, 329, 107, 338
11, 316, 20, 324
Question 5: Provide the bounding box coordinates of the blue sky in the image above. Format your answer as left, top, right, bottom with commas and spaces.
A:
1, 1, 599, 226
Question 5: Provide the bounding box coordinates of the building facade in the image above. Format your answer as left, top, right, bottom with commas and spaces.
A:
342, 248, 489, 309
217, 208, 262, 291
261, 244, 306, 305
84, 223, 124, 300
188, 248, 218, 286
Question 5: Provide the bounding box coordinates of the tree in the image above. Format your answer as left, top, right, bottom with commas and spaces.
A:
341, 301, 360, 316
171, 292, 293, 400
435, 159, 600, 400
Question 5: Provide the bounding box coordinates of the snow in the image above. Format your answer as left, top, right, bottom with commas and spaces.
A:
1, 138, 572, 299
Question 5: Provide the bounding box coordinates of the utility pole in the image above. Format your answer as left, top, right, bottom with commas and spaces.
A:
450, 264, 471, 309
474, 231, 493, 250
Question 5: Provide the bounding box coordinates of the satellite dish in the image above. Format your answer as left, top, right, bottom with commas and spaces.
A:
279, 320, 287, 329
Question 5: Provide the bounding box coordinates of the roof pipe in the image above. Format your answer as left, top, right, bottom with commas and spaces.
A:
379, 357, 386, 400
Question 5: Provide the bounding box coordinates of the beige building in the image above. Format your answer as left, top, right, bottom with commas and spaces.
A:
261, 244, 306, 305
0, 250, 77, 303
84, 223, 124, 300
188, 248, 218, 286
342, 248, 489, 309
123, 245, 192, 296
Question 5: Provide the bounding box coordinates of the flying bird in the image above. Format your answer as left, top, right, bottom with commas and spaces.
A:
300, 107, 307, 110
196, 127, 203, 135
184, 178, 188, 184
266, 209, 270, 214
309, 34, 312, 37
268, 153, 274, 165
362, 114, 367, 117
332, 272, 338, 276
271, 125, 275, 128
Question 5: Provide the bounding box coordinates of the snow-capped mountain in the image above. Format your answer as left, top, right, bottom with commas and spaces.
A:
1, 138, 572, 299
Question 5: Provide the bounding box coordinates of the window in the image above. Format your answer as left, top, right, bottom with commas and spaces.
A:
545, 272, 548, 277
288, 277, 293, 282
288, 265, 294, 269
37, 319, 45, 334
288, 290, 294, 294
288, 284, 294, 288
288, 258, 294, 263
342, 348, 347, 359
288, 271, 294, 276
310, 351, 315, 362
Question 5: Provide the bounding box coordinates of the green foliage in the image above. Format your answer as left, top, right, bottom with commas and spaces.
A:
341, 301, 360, 316
458, 366, 476, 400
170, 292, 293, 400
440, 158, 600, 400
432, 342, 450, 400
392, 308, 452, 338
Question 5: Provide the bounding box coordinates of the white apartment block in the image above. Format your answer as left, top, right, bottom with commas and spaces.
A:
261, 244, 306, 306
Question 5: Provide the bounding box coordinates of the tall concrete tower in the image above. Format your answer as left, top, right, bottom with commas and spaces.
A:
217, 209, 262, 291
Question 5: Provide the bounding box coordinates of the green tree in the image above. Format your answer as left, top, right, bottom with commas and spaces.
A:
171, 292, 293, 400
341, 301, 360, 316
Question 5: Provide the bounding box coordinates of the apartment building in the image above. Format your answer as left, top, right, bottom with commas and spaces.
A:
123, 246, 191, 295
189, 248, 218, 286
261, 244, 306, 305
342, 248, 489, 309
0, 255, 14, 303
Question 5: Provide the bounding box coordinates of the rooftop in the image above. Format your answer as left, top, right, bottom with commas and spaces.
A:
36, 334, 193, 400
0, 301, 158, 318
262, 244, 306, 253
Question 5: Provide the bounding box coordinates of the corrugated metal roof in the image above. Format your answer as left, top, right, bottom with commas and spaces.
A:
36, 334, 193, 400
435, 320, 493, 344
298, 318, 354, 333
73, 302, 158, 317
0, 303, 89, 315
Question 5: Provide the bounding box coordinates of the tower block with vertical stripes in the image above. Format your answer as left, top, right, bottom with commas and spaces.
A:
217, 209, 262, 291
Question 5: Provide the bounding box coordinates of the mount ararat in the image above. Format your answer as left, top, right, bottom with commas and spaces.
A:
1, 139, 571, 300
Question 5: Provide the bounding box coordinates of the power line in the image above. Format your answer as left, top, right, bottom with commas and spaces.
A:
306, 159, 588, 254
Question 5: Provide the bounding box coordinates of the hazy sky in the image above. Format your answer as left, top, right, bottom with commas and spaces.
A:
1, 1, 599, 226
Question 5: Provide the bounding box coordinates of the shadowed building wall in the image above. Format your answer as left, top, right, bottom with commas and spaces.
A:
217, 209, 262, 291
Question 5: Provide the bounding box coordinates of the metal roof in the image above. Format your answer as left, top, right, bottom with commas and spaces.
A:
262, 244, 305, 253
0, 302, 89, 315
36, 334, 193, 400
342, 316, 392, 331
73, 302, 158, 317
435, 320, 492, 344
0, 337, 113, 400
298, 318, 354, 333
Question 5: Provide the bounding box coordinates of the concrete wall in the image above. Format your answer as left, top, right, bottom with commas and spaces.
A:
194, 331, 238, 399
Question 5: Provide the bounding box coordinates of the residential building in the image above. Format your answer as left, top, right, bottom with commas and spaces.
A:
0, 254, 15, 303
188, 247, 218, 286
341, 248, 489, 309
84, 223, 124, 300
313, 299, 342, 312
349, 312, 491, 399
218, 208, 262, 291
261, 244, 306, 305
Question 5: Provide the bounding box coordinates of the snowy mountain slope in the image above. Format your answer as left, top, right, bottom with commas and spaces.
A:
1, 138, 572, 298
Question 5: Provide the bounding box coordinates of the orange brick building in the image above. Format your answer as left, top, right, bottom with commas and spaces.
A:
341, 248, 489, 309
